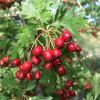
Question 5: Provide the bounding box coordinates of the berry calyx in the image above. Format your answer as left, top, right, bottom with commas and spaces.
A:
62, 30, 72, 42
57, 66, 65, 75
32, 46, 43, 56
22, 61, 32, 72
31, 56, 41, 65
84, 82, 92, 90
44, 62, 53, 71
76, 45, 82, 53
53, 58, 62, 66
12, 58, 21, 66
54, 37, 64, 48
34, 71, 41, 80
52, 48, 62, 58
16, 71, 25, 80
26, 73, 33, 81
67, 42, 76, 52
43, 50, 53, 61
65, 80, 73, 88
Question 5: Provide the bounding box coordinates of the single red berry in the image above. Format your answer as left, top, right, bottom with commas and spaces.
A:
31, 56, 41, 65
43, 50, 53, 61
65, 89, 71, 98
44, 62, 53, 71
70, 91, 76, 97
65, 80, 73, 88
16, 70, 25, 80
12, 58, 21, 66
53, 58, 62, 66
84, 82, 92, 90
67, 42, 76, 52
34, 71, 41, 80
22, 61, 32, 72
57, 66, 65, 75
26, 73, 32, 81
2, 56, 9, 63
58, 89, 64, 96
62, 30, 72, 42
32, 46, 43, 56
54, 37, 64, 48
52, 48, 62, 58
0, 60, 4, 66
19, 64, 23, 71
76, 45, 82, 53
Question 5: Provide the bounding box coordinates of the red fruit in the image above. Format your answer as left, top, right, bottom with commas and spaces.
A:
65, 89, 71, 98
16, 70, 25, 80
44, 62, 53, 70
31, 56, 41, 65
0, 60, 4, 66
65, 80, 73, 88
52, 48, 62, 58
43, 50, 53, 61
26, 73, 32, 81
84, 82, 92, 90
12, 59, 21, 66
54, 37, 64, 48
57, 66, 65, 75
67, 42, 76, 52
76, 45, 82, 53
70, 91, 76, 96
34, 71, 41, 80
53, 58, 62, 66
62, 30, 72, 42
32, 46, 43, 56
2, 56, 9, 63
19, 64, 23, 71
22, 61, 32, 72
58, 89, 64, 96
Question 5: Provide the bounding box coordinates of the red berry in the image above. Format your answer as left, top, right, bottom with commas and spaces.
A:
19, 64, 23, 71
12, 59, 21, 66
16, 70, 25, 80
67, 42, 76, 52
52, 48, 62, 58
76, 45, 82, 53
65, 80, 73, 88
34, 71, 41, 80
54, 37, 64, 48
0, 60, 4, 66
43, 50, 53, 61
57, 66, 65, 75
32, 46, 43, 56
44, 62, 53, 71
31, 56, 41, 65
26, 73, 32, 81
22, 61, 32, 72
70, 91, 76, 97
65, 89, 71, 98
58, 89, 64, 96
53, 58, 62, 66
2, 56, 9, 63
84, 82, 92, 90
62, 30, 72, 42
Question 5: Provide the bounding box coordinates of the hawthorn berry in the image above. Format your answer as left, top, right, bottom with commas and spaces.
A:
62, 30, 72, 42
34, 71, 41, 80
43, 50, 53, 61
22, 61, 32, 72
67, 42, 76, 52
12, 58, 21, 66
26, 73, 33, 81
57, 89, 64, 96
76, 45, 82, 53
0, 60, 4, 66
44, 62, 53, 71
54, 37, 64, 48
65, 89, 71, 98
32, 46, 43, 56
70, 91, 76, 97
16, 70, 25, 80
65, 80, 73, 88
52, 48, 62, 58
57, 66, 65, 75
53, 58, 62, 66
2, 56, 9, 63
84, 82, 92, 90
31, 56, 41, 65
